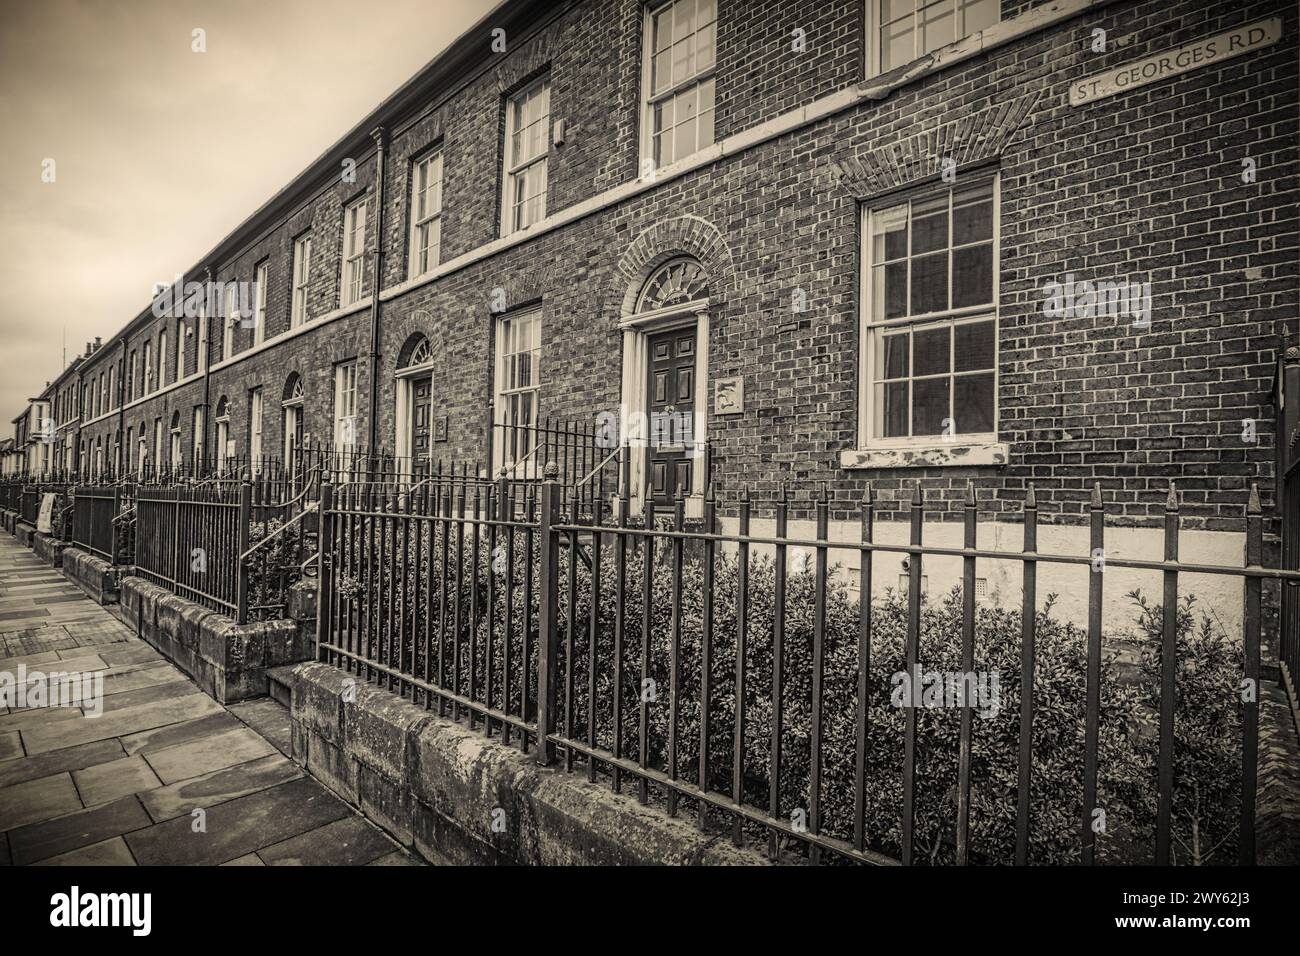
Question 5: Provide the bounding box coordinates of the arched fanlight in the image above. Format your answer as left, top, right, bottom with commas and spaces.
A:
399, 334, 433, 369
637, 258, 708, 312
283, 374, 304, 403
215, 396, 229, 419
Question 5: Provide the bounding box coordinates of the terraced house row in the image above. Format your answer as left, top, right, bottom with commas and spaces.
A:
9, 0, 1299, 631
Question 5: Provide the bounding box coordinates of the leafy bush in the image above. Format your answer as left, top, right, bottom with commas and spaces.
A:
332, 515, 1244, 865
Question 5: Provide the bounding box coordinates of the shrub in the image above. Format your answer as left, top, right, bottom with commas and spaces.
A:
332, 514, 1245, 864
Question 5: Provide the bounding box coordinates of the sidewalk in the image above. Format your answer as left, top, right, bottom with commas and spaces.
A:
0, 534, 422, 866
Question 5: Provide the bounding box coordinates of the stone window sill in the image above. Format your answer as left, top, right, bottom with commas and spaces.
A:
840, 442, 1009, 470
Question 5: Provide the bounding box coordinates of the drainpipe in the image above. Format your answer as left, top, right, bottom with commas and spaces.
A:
201, 266, 214, 473
366, 126, 388, 477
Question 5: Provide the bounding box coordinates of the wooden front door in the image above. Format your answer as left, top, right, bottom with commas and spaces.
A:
412, 375, 432, 474
646, 325, 696, 506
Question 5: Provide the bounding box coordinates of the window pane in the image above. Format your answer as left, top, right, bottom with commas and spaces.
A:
910, 197, 948, 254
961, 0, 998, 35
875, 330, 910, 379
881, 19, 914, 71
913, 325, 950, 377
875, 381, 909, 438
954, 373, 994, 433
873, 206, 908, 261
952, 192, 993, 244
919, 2, 954, 54
952, 244, 993, 308
874, 263, 908, 320
954, 319, 995, 371
912, 376, 950, 435
910, 252, 948, 314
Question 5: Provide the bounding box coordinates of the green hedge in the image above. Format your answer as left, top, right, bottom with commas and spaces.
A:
333, 518, 1243, 865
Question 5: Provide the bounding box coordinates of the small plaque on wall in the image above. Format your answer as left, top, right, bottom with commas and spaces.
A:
714, 377, 744, 415
434, 415, 448, 442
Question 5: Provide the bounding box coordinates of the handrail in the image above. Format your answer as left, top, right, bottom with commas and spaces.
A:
574, 445, 623, 490
240, 501, 317, 563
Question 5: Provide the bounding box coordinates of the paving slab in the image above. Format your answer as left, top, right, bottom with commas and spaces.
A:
140, 753, 303, 823
8, 794, 152, 865
22, 693, 224, 755
228, 698, 292, 755
36, 835, 137, 866
73, 755, 163, 806
369, 851, 421, 866
222, 853, 265, 865
0, 650, 61, 668
125, 776, 350, 865
119, 712, 244, 755
96, 680, 203, 714
143, 726, 279, 785
258, 814, 396, 866
0, 705, 84, 730
0, 772, 82, 831
96, 644, 163, 667
0, 729, 21, 760
0, 738, 125, 790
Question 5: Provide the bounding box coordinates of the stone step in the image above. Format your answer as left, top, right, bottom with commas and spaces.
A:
266, 665, 295, 709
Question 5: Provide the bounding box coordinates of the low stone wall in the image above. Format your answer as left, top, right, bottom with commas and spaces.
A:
289, 661, 768, 866
61, 546, 122, 604
32, 531, 66, 569
1, 510, 14, 534
14, 521, 35, 547
113, 576, 313, 704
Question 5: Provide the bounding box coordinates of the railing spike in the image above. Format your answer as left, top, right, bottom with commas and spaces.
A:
965, 478, 976, 506
1166, 481, 1178, 511
1090, 482, 1103, 508
1247, 482, 1261, 514
1025, 482, 1037, 510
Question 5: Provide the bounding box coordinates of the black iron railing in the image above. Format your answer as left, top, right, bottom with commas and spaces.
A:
315, 461, 1283, 866
70, 485, 124, 563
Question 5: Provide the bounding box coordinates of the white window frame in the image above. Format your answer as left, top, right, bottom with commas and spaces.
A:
215, 409, 231, 475
866, 0, 1001, 78
223, 284, 237, 359
197, 289, 209, 373
192, 406, 204, 473
341, 199, 367, 307
394, 341, 435, 466
154, 418, 164, 470
408, 151, 444, 279
142, 341, 153, 395
640, 0, 718, 172
857, 174, 1000, 451
334, 361, 358, 452
283, 379, 304, 474
176, 317, 186, 381
291, 233, 312, 327
157, 329, 167, 388
492, 309, 542, 476
253, 261, 268, 345
169, 418, 182, 471
249, 388, 264, 474
500, 77, 551, 236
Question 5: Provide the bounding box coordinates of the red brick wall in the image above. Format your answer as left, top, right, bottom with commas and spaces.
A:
61, 0, 1299, 534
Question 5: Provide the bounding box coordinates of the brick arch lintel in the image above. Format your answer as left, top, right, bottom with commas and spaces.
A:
615, 215, 736, 317
829, 90, 1041, 198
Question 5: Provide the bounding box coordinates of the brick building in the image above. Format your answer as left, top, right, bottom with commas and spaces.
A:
17, 0, 1299, 631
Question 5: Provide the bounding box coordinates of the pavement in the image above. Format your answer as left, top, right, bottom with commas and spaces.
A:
0, 533, 422, 866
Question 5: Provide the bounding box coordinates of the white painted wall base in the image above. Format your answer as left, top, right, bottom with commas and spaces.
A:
716, 517, 1248, 640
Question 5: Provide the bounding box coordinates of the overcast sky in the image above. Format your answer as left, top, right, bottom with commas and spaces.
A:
0, 0, 493, 422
